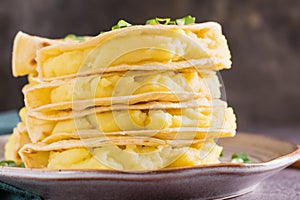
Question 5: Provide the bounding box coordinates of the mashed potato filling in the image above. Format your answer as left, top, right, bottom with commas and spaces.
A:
39, 26, 229, 78
25, 71, 220, 109
4, 123, 31, 165
22, 140, 222, 170
26, 106, 236, 143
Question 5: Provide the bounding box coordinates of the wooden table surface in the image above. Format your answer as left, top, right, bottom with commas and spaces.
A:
233, 127, 300, 199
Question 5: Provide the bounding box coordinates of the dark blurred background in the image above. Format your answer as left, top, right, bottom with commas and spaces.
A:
0, 0, 299, 130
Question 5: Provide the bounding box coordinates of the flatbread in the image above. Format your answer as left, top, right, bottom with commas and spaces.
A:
12, 31, 90, 77
25, 101, 236, 143
40, 128, 236, 144
28, 99, 226, 120
4, 123, 31, 164
12, 22, 231, 80
19, 138, 222, 170
23, 70, 220, 111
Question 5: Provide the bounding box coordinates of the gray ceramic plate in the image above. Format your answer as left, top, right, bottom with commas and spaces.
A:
0, 132, 299, 200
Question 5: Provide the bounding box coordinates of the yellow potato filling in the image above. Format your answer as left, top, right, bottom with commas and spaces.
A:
27, 106, 236, 143
4, 133, 18, 163
25, 71, 220, 109
39, 27, 228, 78
4, 123, 31, 165
30, 141, 222, 170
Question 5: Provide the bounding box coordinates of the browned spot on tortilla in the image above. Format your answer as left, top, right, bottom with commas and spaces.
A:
41, 41, 50, 47
30, 58, 37, 66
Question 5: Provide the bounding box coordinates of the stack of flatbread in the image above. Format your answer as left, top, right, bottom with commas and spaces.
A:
5, 20, 236, 170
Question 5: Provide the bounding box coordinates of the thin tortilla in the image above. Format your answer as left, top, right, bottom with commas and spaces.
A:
40, 128, 236, 144
28, 99, 225, 121
12, 31, 90, 77
4, 123, 31, 164
23, 70, 220, 110
13, 22, 231, 80
25, 101, 236, 143
19, 137, 222, 169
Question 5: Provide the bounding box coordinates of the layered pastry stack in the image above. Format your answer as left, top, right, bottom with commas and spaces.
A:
5, 18, 236, 170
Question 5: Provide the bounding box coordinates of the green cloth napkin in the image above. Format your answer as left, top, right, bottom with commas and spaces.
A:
0, 110, 41, 200
0, 182, 41, 200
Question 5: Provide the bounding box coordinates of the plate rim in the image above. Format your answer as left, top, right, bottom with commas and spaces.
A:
0, 132, 299, 180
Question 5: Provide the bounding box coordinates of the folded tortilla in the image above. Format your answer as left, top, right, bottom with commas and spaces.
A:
39, 128, 235, 144
28, 99, 224, 120
13, 22, 231, 80
19, 138, 222, 170
10, 21, 235, 171
4, 123, 31, 164
24, 70, 221, 111
25, 100, 236, 143
12, 31, 90, 77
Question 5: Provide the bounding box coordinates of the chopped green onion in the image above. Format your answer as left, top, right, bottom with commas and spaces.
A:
176, 15, 196, 25
108, 15, 197, 33
146, 18, 172, 25
112, 20, 132, 30
65, 16, 197, 41
156, 18, 171, 24
64, 34, 85, 42
0, 160, 26, 167
20, 162, 26, 168
146, 16, 196, 25
146, 19, 158, 25
219, 150, 224, 157
168, 20, 177, 25
231, 153, 252, 163
72, 16, 197, 37
0, 160, 17, 167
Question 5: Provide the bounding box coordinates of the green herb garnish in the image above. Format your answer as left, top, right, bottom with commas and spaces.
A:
176, 15, 196, 25
146, 18, 172, 25
111, 20, 132, 30
231, 153, 252, 163
68, 16, 197, 38
20, 162, 26, 168
146, 16, 196, 25
219, 150, 224, 157
0, 160, 26, 167
64, 34, 85, 42
0, 160, 17, 167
